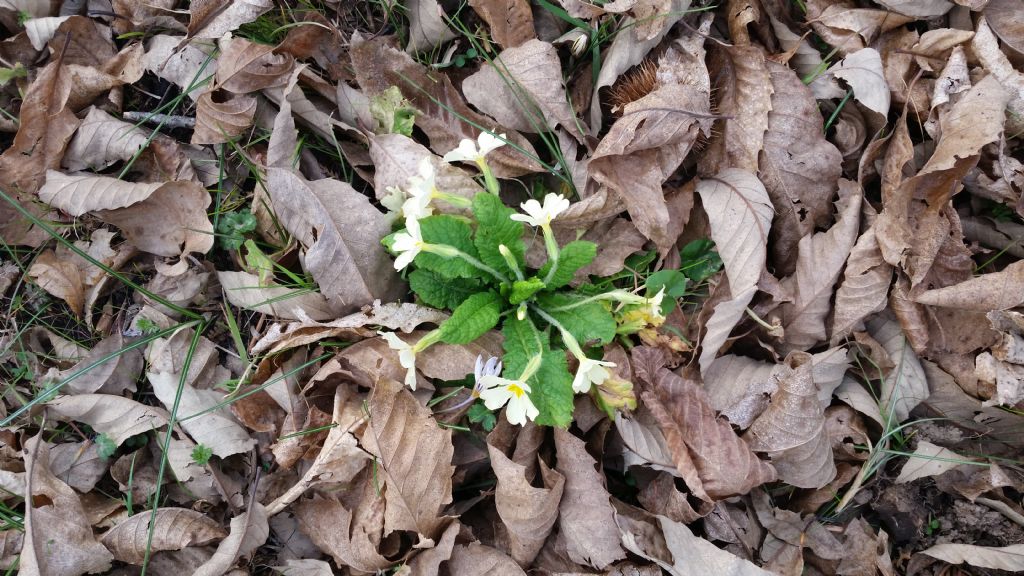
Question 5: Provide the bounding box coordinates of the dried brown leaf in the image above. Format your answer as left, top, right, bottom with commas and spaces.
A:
215, 35, 293, 93
192, 90, 256, 144
747, 353, 836, 489
63, 107, 149, 172
463, 39, 583, 141
914, 543, 1024, 572
633, 347, 777, 500
830, 48, 889, 117
293, 478, 390, 573
362, 377, 454, 541
405, 0, 457, 53
193, 503, 269, 576
186, 0, 271, 41
894, 441, 967, 484
701, 45, 772, 174
831, 225, 893, 344
101, 508, 227, 565
47, 394, 169, 448
217, 270, 335, 322
447, 543, 527, 575
20, 435, 114, 576
48, 441, 108, 493
469, 0, 535, 48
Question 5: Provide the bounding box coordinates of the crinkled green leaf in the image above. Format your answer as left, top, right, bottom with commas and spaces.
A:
537, 292, 616, 347
439, 291, 502, 344
370, 86, 417, 136
680, 238, 723, 283
502, 315, 574, 427
416, 215, 480, 279
508, 277, 546, 304
472, 193, 525, 279
409, 268, 481, 309
540, 240, 596, 289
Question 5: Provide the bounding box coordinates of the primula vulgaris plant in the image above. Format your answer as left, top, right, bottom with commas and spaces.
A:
380, 132, 665, 427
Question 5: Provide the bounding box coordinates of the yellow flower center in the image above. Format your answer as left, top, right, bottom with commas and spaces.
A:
507, 384, 526, 398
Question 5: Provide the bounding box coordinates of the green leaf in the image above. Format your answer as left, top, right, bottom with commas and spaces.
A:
409, 268, 481, 309
467, 403, 496, 431
680, 238, 723, 283
536, 292, 616, 347
508, 277, 546, 304
472, 193, 525, 279
646, 269, 688, 298
439, 291, 502, 344
540, 240, 596, 289
417, 215, 480, 279
369, 86, 417, 137
95, 434, 117, 459
501, 316, 574, 427
191, 444, 214, 465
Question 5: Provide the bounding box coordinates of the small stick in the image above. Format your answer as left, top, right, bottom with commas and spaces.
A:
122, 111, 196, 130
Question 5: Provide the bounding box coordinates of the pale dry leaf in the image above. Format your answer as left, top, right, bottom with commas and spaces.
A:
915, 543, 1024, 572
193, 503, 269, 576
101, 508, 227, 565
149, 369, 256, 458
554, 427, 626, 569
830, 48, 889, 118
618, 511, 774, 576
0, 0, 50, 18
39, 171, 214, 259
616, 408, 677, 473
758, 61, 843, 276
468, 0, 535, 48
488, 438, 563, 565
867, 314, 929, 422
778, 182, 862, 352
192, 90, 256, 144
369, 133, 481, 205
985, 0, 1024, 55
446, 543, 527, 576
27, 250, 85, 315
272, 559, 334, 576
63, 107, 150, 172
215, 34, 293, 93
747, 353, 836, 489
46, 441, 107, 493
20, 435, 114, 576
698, 285, 757, 376
47, 394, 169, 447
144, 35, 218, 100
405, 520, 458, 576
187, 0, 272, 40
267, 168, 404, 314
874, 0, 952, 16
974, 17, 1024, 136
217, 270, 335, 322
633, 347, 777, 499
831, 225, 893, 344
362, 377, 454, 541
293, 478, 391, 573
895, 441, 969, 484
23, 15, 70, 50
463, 39, 584, 141
915, 260, 1024, 311
60, 332, 143, 395
350, 34, 542, 177
405, 0, 457, 54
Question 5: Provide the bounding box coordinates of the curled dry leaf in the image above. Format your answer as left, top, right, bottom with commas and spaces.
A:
701, 44, 772, 175
830, 48, 889, 118
488, 431, 564, 565
468, 0, 535, 48
404, 0, 456, 54
915, 260, 1024, 311
20, 435, 114, 576
447, 543, 528, 576
144, 35, 218, 100
758, 61, 843, 276
47, 394, 170, 448
831, 225, 893, 344
633, 347, 777, 500
186, 0, 272, 41
362, 376, 455, 542
913, 543, 1024, 572
695, 169, 773, 372
101, 508, 228, 564
193, 503, 269, 576
215, 35, 293, 93
554, 427, 626, 569
463, 39, 584, 142
777, 182, 862, 352
192, 90, 257, 145
747, 353, 836, 489
63, 107, 149, 172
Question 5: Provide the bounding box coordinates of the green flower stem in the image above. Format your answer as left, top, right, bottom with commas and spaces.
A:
545, 290, 644, 313
531, 305, 586, 360
478, 160, 500, 195
424, 243, 510, 284
436, 191, 472, 208
541, 224, 561, 285
412, 328, 443, 353
499, 244, 525, 281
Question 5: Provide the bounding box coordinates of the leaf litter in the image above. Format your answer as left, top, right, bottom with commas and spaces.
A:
1, 1, 1024, 575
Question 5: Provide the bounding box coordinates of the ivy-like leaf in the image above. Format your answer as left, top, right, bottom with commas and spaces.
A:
472, 193, 525, 279
502, 316, 574, 427
416, 215, 480, 279
409, 268, 481, 309
508, 277, 546, 304
536, 292, 616, 347
539, 240, 597, 289
439, 291, 502, 344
